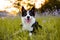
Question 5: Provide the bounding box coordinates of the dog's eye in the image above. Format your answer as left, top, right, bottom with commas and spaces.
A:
29, 10, 35, 16
29, 12, 33, 16
22, 10, 27, 16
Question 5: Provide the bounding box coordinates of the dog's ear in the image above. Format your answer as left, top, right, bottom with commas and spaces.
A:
31, 6, 35, 11
29, 6, 35, 16
30, 6, 35, 12
22, 6, 26, 12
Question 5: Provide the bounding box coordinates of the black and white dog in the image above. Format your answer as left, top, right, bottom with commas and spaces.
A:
21, 6, 42, 36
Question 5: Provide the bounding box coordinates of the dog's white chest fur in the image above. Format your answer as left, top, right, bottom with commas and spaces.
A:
22, 22, 33, 31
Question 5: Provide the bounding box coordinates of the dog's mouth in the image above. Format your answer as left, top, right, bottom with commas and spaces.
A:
25, 19, 31, 23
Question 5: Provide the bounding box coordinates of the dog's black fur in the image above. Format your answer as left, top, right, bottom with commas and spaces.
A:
30, 21, 42, 34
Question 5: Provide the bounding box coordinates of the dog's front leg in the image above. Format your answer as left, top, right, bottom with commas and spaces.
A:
29, 27, 33, 36
29, 31, 33, 36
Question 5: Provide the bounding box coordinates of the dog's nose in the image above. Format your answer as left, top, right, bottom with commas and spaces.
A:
27, 16, 30, 19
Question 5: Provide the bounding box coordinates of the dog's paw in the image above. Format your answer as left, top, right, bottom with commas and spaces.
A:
29, 33, 32, 36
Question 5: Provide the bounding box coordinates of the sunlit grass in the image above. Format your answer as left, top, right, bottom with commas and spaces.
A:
0, 16, 60, 40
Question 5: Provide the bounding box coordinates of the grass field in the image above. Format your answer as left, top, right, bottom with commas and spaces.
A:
0, 16, 60, 40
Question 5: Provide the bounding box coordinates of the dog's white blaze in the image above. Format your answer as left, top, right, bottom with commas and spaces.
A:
27, 11, 30, 16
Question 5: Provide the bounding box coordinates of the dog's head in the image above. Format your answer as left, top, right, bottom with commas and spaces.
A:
21, 6, 35, 23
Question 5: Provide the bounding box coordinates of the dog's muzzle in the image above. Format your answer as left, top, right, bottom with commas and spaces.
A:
26, 16, 31, 23
27, 16, 30, 20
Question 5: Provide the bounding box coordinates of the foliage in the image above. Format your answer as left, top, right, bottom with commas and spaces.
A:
40, 0, 60, 12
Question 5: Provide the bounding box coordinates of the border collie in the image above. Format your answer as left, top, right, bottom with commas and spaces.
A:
21, 6, 42, 36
